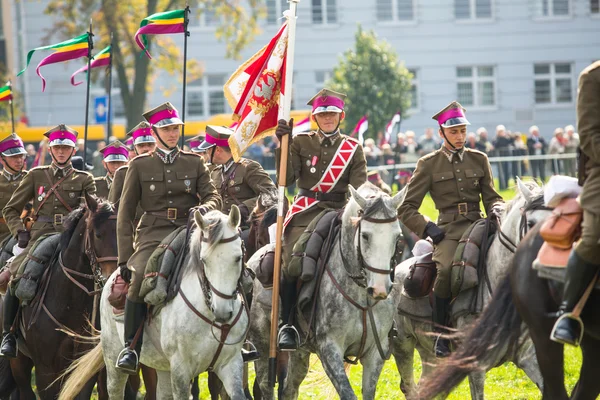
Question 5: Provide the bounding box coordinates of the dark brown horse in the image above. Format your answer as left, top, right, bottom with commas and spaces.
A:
420, 222, 600, 399
7, 195, 118, 399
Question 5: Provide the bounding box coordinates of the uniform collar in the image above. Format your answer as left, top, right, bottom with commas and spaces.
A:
51, 163, 73, 177
223, 158, 235, 172
2, 170, 23, 182
155, 146, 180, 164
319, 129, 341, 146
440, 145, 465, 163
106, 174, 113, 187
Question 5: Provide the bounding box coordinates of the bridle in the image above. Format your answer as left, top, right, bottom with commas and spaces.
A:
497, 194, 548, 253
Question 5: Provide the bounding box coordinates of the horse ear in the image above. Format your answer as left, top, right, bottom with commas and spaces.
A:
516, 177, 534, 204
85, 192, 98, 212
229, 205, 241, 229
194, 210, 205, 230
390, 186, 407, 210
349, 185, 367, 209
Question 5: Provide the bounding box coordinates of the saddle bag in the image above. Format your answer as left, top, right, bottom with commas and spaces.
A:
540, 198, 582, 249
15, 233, 60, 305
256, 249, 275, 288
403, 252, 436, 298
108, 272, 129, 313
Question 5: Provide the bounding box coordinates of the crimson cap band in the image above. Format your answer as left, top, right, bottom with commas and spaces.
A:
186, 134, 205, 153
432, 101, 470, 128
99, 140, 129, 162
127, 121, 156, 145
43, 124, 78, 147
307, 88, 347, 115
198, 126, 232, 151
143, 102, 184, 128
0, 133, 27, 156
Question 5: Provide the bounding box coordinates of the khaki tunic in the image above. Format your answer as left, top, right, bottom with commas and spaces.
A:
117, 150, 221, 302
2, 165, 96, 275
398, 147, 503, 298
211, 158, 276, 227
94, 175, 111, 199
276, 131, 367, 281
0, 171, 26, 243
575, 61, 600, 263
109, 166, 144, 227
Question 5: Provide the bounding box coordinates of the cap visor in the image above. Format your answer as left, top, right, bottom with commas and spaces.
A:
191, 146, 207, 153
104, 154, 128, 162
133, 136, 156, 145
153, 118, 184, 128
1, 147, 27, 156
49, 139, 76, 147
441, 117, 470, 128
198, 141, 216, 151
312, 106, 343, 115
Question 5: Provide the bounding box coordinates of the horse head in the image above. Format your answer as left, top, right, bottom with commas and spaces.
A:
192, 206, 244, 323
344, 183, 406, 300
500, 178, 548, 245
84, 196, 118, 285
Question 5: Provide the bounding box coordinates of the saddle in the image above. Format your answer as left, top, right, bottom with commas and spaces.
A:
14, 234, 61, 305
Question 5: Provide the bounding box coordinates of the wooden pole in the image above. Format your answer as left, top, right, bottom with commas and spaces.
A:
268, 0, 299, 388
106, 34, 113, 142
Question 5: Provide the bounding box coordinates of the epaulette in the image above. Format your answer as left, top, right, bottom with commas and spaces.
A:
295, 130, 315, 136
344, 135, 360, 144
419, 149, 441, 162
464, 148, 488, 157
115, 165, 129, 173
93, 176, 106, 181
180, 150, 200, 157
239, 158, 253, 166
129, 152, 151, 163
582, 60, 600, 75
30, 165, 51, 172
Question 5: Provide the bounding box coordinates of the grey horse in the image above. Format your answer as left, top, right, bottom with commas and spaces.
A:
392, 178, 550, 399
247, 183, 406, 399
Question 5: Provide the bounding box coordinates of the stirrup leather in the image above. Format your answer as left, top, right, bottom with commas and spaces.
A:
550, 312, 584, 346
277, 324, 300, 351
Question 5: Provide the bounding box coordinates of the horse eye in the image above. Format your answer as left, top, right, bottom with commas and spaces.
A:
361, 233, 370, 242
236, 256, 242, 263
95, 232, 101, 239
528, 220, 536, 228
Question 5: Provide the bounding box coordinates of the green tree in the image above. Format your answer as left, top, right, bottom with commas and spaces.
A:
44, 0, 264, 129
329, 26, 412, 141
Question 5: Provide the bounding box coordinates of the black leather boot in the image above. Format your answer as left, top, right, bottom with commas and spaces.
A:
0, 287, 19, 358
116, 300, 146, 374
277, 282, 299, 351
433, 295, 451, 358
550, 251, 600, 346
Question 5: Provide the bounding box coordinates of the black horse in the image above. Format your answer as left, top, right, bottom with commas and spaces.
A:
420, 222, 600, 399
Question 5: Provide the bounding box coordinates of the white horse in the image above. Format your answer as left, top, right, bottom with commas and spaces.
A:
392, 179, 550, 399
59, 207, 249, 400
248, 183, 405, 400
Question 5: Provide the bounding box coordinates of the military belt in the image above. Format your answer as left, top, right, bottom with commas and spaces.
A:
36, 214, 65, 225
298, 189, 348, 202
146, 208, 189, 221
439, 202, 480, 216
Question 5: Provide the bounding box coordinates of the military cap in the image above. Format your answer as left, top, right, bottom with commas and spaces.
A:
186, 134, 205, 153
125, 137, 135, 150
44, 124, 78, 147
99, 140, 129, 162
0, 133, 27, 156
143, 102, 184, 128
432, 101, 470, 128
198, 126, 232, 151
367, 169, 382, 182
71, 156, 93, 171
127, 121, 156, 145
307, 88, 347, 115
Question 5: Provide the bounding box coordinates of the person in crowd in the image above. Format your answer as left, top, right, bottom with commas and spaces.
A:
548, 127, 566, 175
363, 138, 381, 166
492, 125, 513, 190
476, 127, 493, 153
527, 125, 547, 183
465, 132, 478, 150
91, 140, 106, 177
419, 128, 439, 155
393, 133, 407, 165
404, 131, 421, 164
512, 132, 529, 177
563, 124, 580, 177
25, 144, 36, 169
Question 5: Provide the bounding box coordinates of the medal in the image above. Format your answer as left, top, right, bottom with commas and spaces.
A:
310, 156, 318, 174
184, 179, 191, 193
37, 186, 45, 202
150, 184, 156, 192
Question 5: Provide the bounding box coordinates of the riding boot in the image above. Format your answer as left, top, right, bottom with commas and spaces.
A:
0, 287, 19, 358
432, 295, 451, 358
277, 281, 299, 351
116, 300, 147, 375
550, 251, 600, 346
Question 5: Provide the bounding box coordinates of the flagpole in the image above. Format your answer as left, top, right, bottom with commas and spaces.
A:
83, 21, 94, 167
180, 5, 190, 148
8, 81, 15, 133
106, 34, 113, 142
269, 0, 299, 388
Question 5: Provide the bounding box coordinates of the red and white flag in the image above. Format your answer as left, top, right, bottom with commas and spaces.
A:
224, 23, 289, 161
352, 115, 368, 144
385, 112, 402, 144
292, 116, 311, 136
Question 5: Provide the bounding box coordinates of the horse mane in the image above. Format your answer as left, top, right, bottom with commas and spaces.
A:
89, 201, 115, 231
189, 211, 226, 271
356, 182, 398, 220
60, 207, 86, 250
260, 206, 278, 232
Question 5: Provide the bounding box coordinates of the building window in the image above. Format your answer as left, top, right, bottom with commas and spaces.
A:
188, 3, 219, 27
408, 69, 419, 110
592, 0, 600, 14
267, 0, 288, 24
455, 0, 492, 20
187, 74, 228, 118
456, 66, 495, 107
314, 70, 332, 90
534, 63, 573, 105
376, 0, 415, 22
535, 0, 570, 17
312, 0, 337, 24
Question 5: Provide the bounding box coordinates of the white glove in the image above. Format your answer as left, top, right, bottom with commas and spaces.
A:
12, 244, 25, 257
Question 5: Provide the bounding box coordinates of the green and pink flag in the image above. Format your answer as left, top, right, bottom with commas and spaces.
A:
17, 33, 91, 92
135, 9, 186, 59
70, 45, 111, 86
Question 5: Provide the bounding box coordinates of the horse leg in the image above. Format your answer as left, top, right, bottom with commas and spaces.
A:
253, 357, 273, 400
190, 376, 199, 400
316, 342, 357, 400
141, 364, 157, 400
208, 371, 225, 400
9, 356, 34, 400
570, 337, 600, 400
360, 348, 386, 400
281, 350, 309, 400
467, 371, 485, 400
156, 370, 173, 400
391, 328, 418, 398
215, 356, 246, 400
514, 337, 544, 391
105, 367, 129, 400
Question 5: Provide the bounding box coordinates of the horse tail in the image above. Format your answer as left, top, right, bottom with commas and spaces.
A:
418, 275, 522, 399
57, 343, 104, 400
0, 357, 16, 397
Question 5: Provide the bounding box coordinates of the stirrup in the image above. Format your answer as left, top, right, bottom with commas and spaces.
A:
550, 312, 584, 346
277, 324, 300, 351
241, 340, 260, 363
115, 347, 139, 375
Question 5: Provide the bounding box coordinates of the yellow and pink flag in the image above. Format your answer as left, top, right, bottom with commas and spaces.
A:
135, 9, 186, 58
71, 45, 111, 86
224, 23, 289, 161
17, 33, 91, 92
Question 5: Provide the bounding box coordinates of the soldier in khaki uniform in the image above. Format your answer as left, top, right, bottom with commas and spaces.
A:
398, 102, 503, 357
551, 61, 600, 346
197, 126, 276, 230
115, 102, 221, 374
94, 141, 129, 199
0, 134, 28, 244
274, 89, 367, 350
0, 125, 96, 358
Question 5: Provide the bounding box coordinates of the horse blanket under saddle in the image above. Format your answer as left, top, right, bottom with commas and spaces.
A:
14, 233, 60, 305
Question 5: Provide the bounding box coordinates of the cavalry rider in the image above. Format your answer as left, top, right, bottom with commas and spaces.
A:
274, 88, 367, 351
187, 134, 213, 169
197, 126, 276, 232
0, 125, 96, 358
94, 140, 129, 199
115, 102, 221, 374
398, 101, 503, 358
550, 61, 600, 346
0, 134, 28, 244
